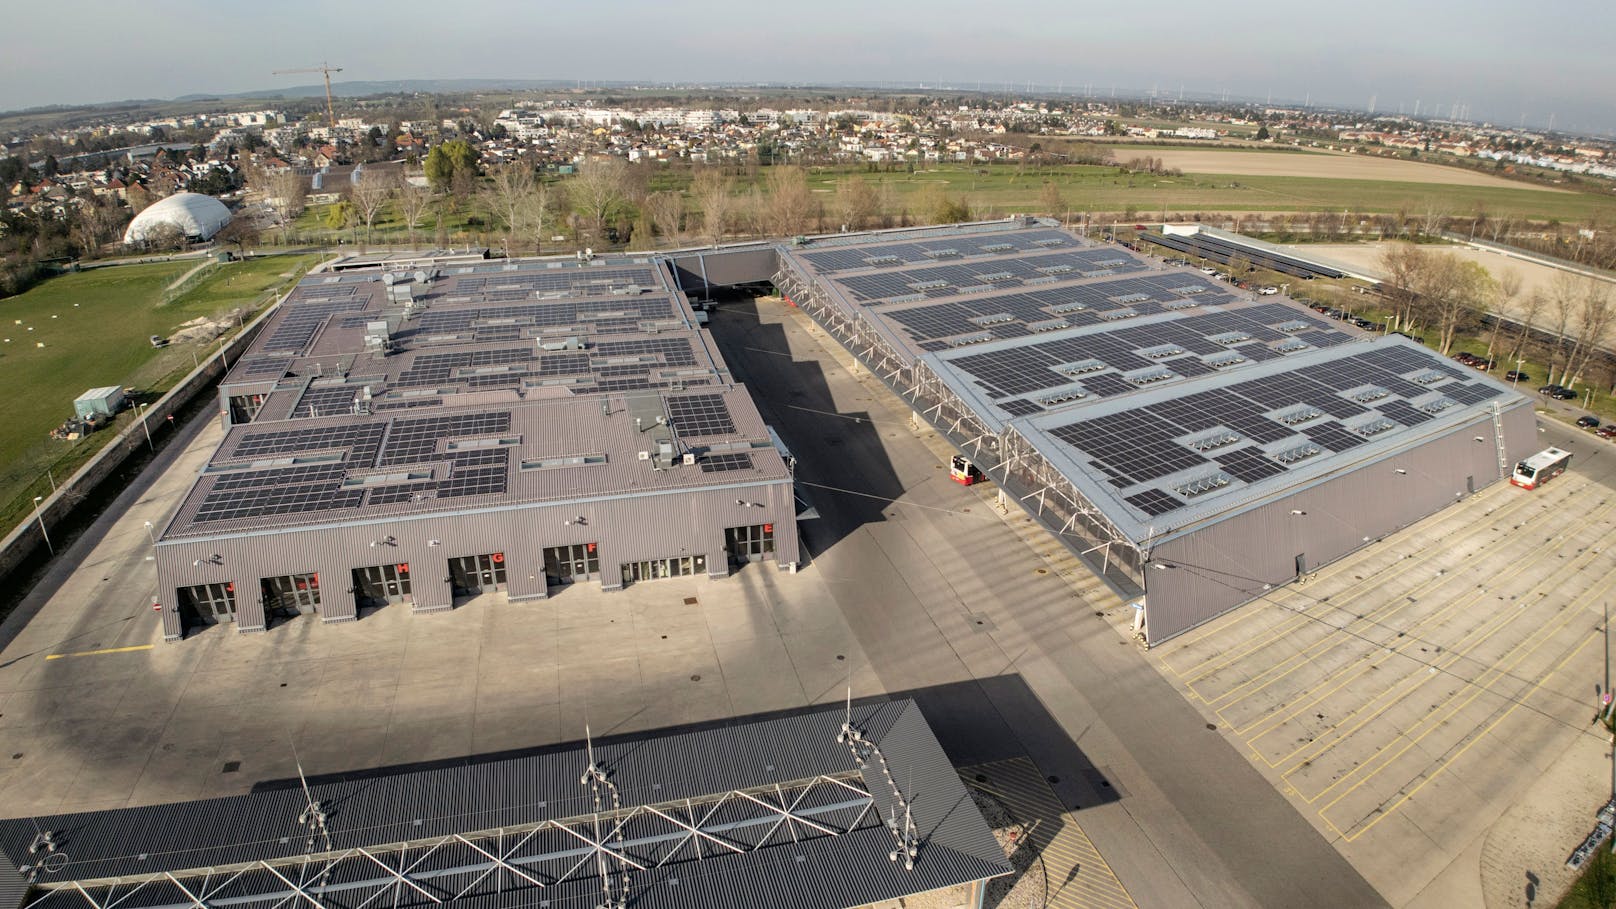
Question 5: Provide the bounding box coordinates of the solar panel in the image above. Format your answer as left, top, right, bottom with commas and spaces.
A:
667, 394, 736, 437
699, 453, 753, 473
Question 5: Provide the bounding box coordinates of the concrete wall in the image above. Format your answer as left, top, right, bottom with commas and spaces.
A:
154, 478, 798, 639
1142, 402, 1539, 644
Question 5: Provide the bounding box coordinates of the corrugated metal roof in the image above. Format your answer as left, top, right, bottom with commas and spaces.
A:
0, 701, 1010, 909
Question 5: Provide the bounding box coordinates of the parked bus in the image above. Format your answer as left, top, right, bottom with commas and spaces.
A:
1511, 447, 1572, 489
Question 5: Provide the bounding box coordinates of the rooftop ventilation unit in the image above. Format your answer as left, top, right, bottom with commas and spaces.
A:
1026, 318, 1069, 333
1037, 265, 1074, 276
1275, 404, 1324, 426
1125, 366, 1177, 386
1350, 386, 1390, 403
947, 332, 994, 348
1410, 369, 1447, 385
1033, 238, 1066, 247
1162, 298, 1200, 310
1081, 268, 1117, 278
1208, 331, 1253, 345
1353, 417, 1398, 437
1109, 292, 1151, 304
1418, 396, 1458, 414
1055, 358, 1107, 377
968, 313, 1015, 327
1273, 338, 1312, 354
983, 243, 1015, 253
1271, 442, 1323, 464
1274, 320, 1312, 333
863, 255, 902, 267
1048, 301, 1088, 315
923, 248, 960, 259
975, 271, 1015, 283
907, 280, 951, 291
1098, 307, 1139, 322
1140, 344, 1186, 360
1169, 285, 1207, 295
1205, 351, 1249, 369
1187, 429, 1241, 452
1175, 471, 1232, 498
538, 336, 585, 351
1039, 389, 1087, 406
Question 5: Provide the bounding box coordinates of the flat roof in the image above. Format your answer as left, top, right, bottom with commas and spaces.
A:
780, 223, 1530, 544
164, 386, 787, 539
0, 700, 1010, 909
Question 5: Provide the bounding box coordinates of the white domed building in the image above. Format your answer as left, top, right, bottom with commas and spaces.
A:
123, 193, 233, 246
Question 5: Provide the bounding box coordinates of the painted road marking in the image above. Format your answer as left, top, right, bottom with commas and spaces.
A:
45, 644, 154, 660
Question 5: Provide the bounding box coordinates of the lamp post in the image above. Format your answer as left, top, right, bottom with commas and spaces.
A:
137, 402, 153, 451
32, 495, 52, 556
143, 520, 156, 546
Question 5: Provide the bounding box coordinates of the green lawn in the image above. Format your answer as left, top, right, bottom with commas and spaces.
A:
0, 253, 319, 534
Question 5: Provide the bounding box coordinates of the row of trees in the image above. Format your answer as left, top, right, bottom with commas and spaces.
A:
257, 158, 987, 254
1378, 242, 1614, 390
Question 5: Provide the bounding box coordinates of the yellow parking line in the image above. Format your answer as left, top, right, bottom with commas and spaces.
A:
45, 644, 153, 660
1340, 624, 1602, 842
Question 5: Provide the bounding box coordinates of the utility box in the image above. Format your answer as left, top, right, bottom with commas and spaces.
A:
73, 385, 126, 420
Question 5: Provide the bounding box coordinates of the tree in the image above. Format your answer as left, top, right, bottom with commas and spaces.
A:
1485, 269, 1522, 358
568, 156, 637, 245
1563, 278, 1615, 392
325, 199, 356, 233
1378, 242, 1427, 331
1544, 272, 1580, 385
142, 222, 186, 251
834, 178, 879, 232
691, 169, 735, 244
1505, 290, 1545, 370
1038, 181, 1065, 221
1414, 255, 1492, 355
479, 163, 539, 257
348, 169, 394, 249
262, 169, 307, 238
214, 215, 260, 255
643, 190, 685, 247
764, 165, 813, 236
423, 139, 478, 194
394, 175, 432, 249
1255, 125, 1271, 141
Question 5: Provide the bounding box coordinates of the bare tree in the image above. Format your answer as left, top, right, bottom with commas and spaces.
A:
1485, 268, 1522, 358
1543, 272, 1580, 385
644, 190, 685, 247
1038, 181, 1065, 221
1378, 242, 1427, 331
691, 169, 735, 244
568, 156, 638, 245
1417, 202, 1449, 239
1563, 278, 1615, 393
263, 169, 307, 239
348, 169, 394, 249
394, 174, 432, 249
1505, 290, 1545, 371
1414, 254, 1493, 355
835, 178, 879, 232
765, 165, 813, 237
479, 162, 539, 257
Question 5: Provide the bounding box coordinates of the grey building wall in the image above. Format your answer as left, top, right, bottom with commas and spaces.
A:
1142, 403, 1538, 644
664, 247, 781, 295
155, 479, 797, 640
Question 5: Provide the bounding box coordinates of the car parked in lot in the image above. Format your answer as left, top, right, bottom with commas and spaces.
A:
1577, 415, 1602, 429
1539, 384, 1578, 400
1257, 286, 1279, 295
1504, 370, 1530, 382
1597, 425, 1616, 440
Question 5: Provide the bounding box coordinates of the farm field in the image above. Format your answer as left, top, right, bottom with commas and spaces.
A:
0, 253, 319, 533
1101, 145, 1569, 190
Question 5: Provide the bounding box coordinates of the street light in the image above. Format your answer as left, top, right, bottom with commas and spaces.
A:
137, 402, 153, 451
143, 520, 156, 546
32, 495, 53, 556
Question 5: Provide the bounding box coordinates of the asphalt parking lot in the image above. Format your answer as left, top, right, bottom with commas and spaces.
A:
1152, 422, 1616, 906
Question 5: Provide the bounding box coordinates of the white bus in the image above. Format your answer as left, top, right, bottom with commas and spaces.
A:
1511, 447, 1572, 490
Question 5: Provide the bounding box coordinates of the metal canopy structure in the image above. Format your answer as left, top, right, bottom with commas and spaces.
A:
0, 701, 1009, 909
775, 219, 1535, 642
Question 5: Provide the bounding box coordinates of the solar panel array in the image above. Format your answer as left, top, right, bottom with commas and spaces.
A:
262, 296, 371, 355
797, 228, 1078, 273
403, 296, 680, 343
1140, 232, 1349, 279
192, 412, 516, 524
871, 273, 1241, 351
944, 304, 1352, 416
1043, 345, 1506, 519
833, 249, 1149, 304
667, 393, 737, 437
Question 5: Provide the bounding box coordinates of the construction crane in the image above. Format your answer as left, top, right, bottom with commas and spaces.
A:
272, 62, 343, 128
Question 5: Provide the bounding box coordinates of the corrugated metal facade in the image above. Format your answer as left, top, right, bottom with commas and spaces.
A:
1143, 403, 1537, 642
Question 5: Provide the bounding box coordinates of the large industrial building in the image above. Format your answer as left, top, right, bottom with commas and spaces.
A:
772, 219, 1536, 643
0, 700, 1013, 909
153, 254, 799, 639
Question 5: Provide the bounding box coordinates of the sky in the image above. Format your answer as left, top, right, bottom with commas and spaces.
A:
4, 0, 1612, 135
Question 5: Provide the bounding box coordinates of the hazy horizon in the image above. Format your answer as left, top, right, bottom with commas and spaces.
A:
5, 0, 1611, 134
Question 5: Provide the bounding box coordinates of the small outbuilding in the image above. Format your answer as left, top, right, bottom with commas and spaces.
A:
72, 386, 125, 420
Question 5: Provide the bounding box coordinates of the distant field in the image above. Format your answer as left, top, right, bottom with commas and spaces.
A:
1101, 145, 1568, 191
0, 253, 318, 533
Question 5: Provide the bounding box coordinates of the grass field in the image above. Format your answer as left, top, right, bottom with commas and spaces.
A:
0, 253, 319, 535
